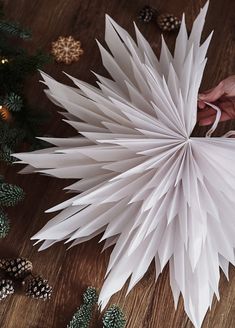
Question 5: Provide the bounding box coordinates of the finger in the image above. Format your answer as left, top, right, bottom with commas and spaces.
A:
219, 95, 233, 101
198, 114, 216, 126
198, 88, 213, 97
199, 82, 224, 102
198, 99, 206, 109
198, 88, 214, 108
219, 112, 232, 122
197, 107, 216, 120
198, 111, 232, 126
219, 100, 235, 116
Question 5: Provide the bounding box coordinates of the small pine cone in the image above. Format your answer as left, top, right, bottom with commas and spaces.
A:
0, 258, 33, 280
138, 6, 156, 23
25, 276, 52, 300
157, 13, 181, 32
0, 279, 14, 300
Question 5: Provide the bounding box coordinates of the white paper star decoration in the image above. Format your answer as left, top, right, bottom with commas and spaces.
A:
14, 2, 235, 327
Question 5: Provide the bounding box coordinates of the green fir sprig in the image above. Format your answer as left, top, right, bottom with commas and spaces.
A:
4, 92, 23, 112
67, 287, 98, 328
67, 288, 126, 328
0, 182, 25, 207
0, 208, 10, 238
0, 20, 31, 39
102, 305, 126, 328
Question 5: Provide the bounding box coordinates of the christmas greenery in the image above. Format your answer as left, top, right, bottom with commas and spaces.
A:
0, 6, 31, 41
0, 6, 50, 238
0, 177, 24, 239
67, 287, 126, 328
0, 208, 10, 238
0, 182, 24, 207
0, 7, 50, 163
3, 92, 23, 112
0, 20, 31, 40
102, 305, 126, 328
67, 287, 98, 328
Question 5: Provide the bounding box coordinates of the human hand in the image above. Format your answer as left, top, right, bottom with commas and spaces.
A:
197, 75, 235, 126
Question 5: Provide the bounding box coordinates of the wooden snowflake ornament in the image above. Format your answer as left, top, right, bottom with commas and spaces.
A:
51, 36, 84, 64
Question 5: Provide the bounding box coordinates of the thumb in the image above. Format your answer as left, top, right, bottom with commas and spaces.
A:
199, 82, 224, 102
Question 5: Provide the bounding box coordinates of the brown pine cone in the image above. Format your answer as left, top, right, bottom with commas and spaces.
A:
25, 276, 52, 300
157, 13, 181, 32
138, 6, 156, 23
0, 258, 33, 280
0, 279, 14, 300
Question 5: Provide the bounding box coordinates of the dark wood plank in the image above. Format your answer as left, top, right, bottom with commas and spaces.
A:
0, 0, 235, 327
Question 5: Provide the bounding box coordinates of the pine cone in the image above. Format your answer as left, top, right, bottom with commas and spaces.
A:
25, 276, 52, 300
0, 279, 14, 300
0, 209, 10, 238
157, 13, 181, 32
138, 6, 156, 23
0, 258, 33, 280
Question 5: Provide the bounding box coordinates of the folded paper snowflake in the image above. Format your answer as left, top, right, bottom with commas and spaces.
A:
14, 2, 235, 327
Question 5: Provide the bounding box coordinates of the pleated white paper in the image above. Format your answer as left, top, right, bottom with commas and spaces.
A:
14, 2, 235, 327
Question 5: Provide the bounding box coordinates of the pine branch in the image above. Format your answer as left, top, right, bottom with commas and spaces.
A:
0, 145, 13, 163
0, 20, 31, 39
67, 287, 98, 328
102, 305, 126, 328
14, 51, 51, 76
0, 122, 25, 163
82, 286, 98, 305
4, 93, 23, 112
0, 182, 25, 207
0, 208, 10, 238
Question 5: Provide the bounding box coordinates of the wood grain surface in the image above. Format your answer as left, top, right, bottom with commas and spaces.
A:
0, 0, 235, 327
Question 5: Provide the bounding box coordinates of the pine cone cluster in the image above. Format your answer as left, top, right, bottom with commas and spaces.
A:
0, 256, 52, 301
138, 6, 181, 32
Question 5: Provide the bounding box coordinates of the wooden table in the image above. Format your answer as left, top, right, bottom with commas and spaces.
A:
1, 0, 235, 327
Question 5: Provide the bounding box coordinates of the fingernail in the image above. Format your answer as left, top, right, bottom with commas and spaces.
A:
198, 94, 205, 99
